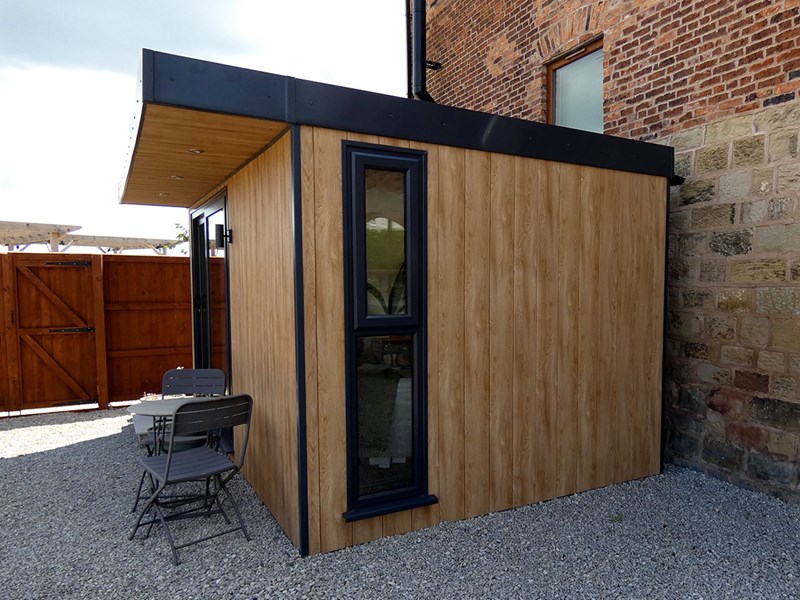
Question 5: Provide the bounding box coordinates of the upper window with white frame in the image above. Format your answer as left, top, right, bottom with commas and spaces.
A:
548, 39, 604, 134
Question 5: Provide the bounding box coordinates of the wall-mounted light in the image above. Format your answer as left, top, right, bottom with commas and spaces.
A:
215, 224, 233, 248
158, 192, 170, 197
170, 175, 184, 180
188, 148, 205, 154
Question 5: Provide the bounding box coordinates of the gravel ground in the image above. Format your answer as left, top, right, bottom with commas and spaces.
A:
1, 409, 799, 600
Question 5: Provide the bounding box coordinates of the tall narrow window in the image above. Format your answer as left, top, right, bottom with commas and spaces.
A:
342, 142, 436, 521
548, 39, 604, 133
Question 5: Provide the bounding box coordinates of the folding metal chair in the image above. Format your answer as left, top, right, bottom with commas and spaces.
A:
132, 368, 226, 511
129, 394, 253, 565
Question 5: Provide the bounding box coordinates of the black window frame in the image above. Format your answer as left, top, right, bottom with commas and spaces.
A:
342, 141, 437, 522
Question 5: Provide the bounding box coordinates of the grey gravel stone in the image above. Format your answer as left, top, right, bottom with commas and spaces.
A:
2, 410, 800, 599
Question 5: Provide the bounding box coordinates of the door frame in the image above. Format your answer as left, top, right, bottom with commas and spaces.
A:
190, 191, 232, 383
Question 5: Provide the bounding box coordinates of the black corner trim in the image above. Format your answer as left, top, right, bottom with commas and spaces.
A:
343, 495, 438, 523
291, 125, 310, 557
660, 177, 670, 473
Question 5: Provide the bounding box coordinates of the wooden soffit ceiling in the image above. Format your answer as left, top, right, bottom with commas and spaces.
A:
121, 104, 288, 207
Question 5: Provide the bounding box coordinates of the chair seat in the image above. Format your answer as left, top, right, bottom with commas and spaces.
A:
142, 447, 235, 484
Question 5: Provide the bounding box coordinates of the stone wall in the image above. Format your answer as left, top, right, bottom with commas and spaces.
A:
424, 0, 800, 499
664, 101, 800, 498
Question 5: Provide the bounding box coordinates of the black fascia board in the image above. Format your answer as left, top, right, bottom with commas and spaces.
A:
142, 49, 673, 179
144, 49, 291, 122
294, 78, 673, 179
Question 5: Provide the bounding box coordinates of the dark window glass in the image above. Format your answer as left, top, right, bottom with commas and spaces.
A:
356, 334, 414, 498
365, 169, 407, 316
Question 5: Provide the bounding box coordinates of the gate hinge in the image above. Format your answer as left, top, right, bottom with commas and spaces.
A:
44, 261, 92, 267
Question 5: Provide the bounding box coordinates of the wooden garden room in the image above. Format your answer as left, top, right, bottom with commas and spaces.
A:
121, 49, 673, 556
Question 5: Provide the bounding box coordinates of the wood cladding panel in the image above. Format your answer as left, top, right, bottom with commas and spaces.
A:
488, 153, 515, 513
436, 145, 466, 522
463, 149, 491, 519
302, 126, 666, 554
301, 125, 322, 555
409, 140, 441, 533
513, 157, 542, 506
312, 127, 350, 552
226, 132, 300, 547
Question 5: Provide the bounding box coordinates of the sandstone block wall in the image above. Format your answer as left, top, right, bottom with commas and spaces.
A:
424, 0, 800, 499
664, 102, 800, 498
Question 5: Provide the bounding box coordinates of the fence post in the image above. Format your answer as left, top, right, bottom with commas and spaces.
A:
1, 254, 21, 413
92, 255, 109, 409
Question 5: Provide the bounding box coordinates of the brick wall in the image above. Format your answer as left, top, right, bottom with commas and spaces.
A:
425, 0, 800, 499
426, 0, 800, 139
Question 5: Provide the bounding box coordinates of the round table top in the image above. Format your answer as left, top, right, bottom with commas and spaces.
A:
127, 396, 193, 417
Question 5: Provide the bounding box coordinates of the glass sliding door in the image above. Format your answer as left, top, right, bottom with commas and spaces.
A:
190, 191, 230, 382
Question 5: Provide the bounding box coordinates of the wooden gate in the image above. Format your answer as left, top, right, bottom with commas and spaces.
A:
1, 254, 108, 412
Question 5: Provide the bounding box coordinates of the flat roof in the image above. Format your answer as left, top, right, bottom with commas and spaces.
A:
121, 50, 674, 208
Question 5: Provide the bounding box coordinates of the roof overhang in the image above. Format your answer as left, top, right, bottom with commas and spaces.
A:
121, 104, 287, 207
121, 49, 675, 208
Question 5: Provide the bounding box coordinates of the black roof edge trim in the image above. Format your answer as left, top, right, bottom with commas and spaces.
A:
141, 49, 674, 180
141, 49, 155, 103
147, 49, 290, 122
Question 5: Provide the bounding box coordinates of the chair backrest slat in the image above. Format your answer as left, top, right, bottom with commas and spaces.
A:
162, 368, 226, 397
172, 395, 252, 436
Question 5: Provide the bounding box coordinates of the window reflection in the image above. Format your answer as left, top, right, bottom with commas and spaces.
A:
554, 47, 604, 133
356, 334, 414, 497
365, 169, 407, 315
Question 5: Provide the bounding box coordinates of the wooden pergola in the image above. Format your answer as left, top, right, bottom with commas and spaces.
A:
0, 221, 175, 254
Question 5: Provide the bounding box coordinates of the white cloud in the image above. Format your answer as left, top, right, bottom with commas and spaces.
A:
0, 1, 408, 242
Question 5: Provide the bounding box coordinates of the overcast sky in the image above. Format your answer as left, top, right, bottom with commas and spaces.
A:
0, 0, 407, 242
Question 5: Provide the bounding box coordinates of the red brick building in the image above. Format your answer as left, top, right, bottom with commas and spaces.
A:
424, 0, 800, 499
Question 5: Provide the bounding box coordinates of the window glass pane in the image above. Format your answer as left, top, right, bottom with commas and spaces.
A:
555, 48, 604, 133
206, 209, 228, 377
365, 169, 407, 315
356, 334, 414, 498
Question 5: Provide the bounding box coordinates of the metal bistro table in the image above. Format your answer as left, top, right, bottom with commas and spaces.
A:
128, 396, 196, 455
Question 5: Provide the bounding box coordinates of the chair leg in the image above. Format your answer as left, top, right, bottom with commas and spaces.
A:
217, 474, 250, 541
129, 483, 182, 565
131, 470, 148, 513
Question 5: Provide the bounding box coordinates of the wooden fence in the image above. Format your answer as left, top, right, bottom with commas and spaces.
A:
1, 253, 200, 413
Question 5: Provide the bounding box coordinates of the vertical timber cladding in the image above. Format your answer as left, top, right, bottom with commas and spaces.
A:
303, 125, 666, 554
225, 131, 301, 547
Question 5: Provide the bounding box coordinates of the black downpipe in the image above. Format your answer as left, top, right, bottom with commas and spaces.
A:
411, 0, 435, 102
406, 3, 413, 99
